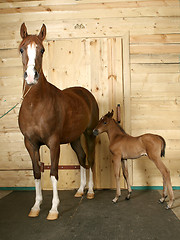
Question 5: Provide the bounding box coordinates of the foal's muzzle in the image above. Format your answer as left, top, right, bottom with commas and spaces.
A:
93, 129, 99, 136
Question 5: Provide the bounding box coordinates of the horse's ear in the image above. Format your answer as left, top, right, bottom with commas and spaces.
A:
20, 23, 28, 39
38, 24, 46, 41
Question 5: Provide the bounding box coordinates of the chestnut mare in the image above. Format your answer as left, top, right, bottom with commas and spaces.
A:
93, 110, 174, 209
18, 23, 99, 220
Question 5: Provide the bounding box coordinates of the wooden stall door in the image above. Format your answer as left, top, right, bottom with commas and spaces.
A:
42, 37, 126, 190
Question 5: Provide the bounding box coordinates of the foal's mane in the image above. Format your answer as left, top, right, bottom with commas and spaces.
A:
112, 119, 127, 134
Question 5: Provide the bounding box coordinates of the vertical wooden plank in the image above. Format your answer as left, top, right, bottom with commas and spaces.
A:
122, 32, 133, 185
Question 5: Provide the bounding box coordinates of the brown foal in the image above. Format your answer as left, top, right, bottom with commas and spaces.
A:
93, 110, 174, 209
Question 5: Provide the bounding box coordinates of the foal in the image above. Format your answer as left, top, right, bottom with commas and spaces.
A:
93, 110, 174, 209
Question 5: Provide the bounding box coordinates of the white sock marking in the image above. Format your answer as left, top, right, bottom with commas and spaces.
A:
50, 176, 60, 214
31, 179, 42, 211
77, 166, 86, 193
88, 168, 94, 194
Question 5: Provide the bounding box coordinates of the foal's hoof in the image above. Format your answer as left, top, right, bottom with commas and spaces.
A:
159, 197, 165, 204
87, 192, 94, 200
125, 196, 130, 200
74, 191, 83, 198
28, 209, 40, 218
46, 211, 59, 221
112, 197, 118, 203
165, 205, 171, 210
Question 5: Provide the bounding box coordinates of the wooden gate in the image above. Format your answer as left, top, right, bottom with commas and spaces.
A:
41, 35, 131, 190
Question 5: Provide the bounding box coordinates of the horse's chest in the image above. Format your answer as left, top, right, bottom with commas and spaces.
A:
19, 106, 44, 140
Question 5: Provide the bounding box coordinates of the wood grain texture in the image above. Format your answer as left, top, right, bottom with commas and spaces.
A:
0, 0, 179, 188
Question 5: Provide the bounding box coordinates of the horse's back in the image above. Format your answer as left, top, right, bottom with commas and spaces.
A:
62, 86, 99, 126
62, 87, 97, 108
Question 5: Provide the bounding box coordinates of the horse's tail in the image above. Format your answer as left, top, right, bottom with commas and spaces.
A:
159, 136, 166, 157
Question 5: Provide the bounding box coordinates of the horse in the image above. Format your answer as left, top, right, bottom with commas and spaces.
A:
93, 110, 174, 209
18, 23, 99, 220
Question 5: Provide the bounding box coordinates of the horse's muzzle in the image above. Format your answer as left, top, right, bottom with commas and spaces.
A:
93, 129, 99, 136
24, 67, 39, 85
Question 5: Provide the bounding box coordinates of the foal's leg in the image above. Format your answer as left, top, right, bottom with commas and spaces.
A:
71, 138, 86, 197
47, 143, 60, 220
159, 178, 168, 204
121, 160, 132, 200
112, 157, 122, 203
84, 130, 96, 199
24, 138, 42, 217
150, 156, 174, 209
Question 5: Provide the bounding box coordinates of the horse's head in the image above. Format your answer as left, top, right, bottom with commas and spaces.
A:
19, 23, 46, 85
93, 110, 114, 136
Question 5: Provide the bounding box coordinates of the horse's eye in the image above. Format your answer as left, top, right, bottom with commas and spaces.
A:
104, 121, 107, 125
20, 48, 24, 54
41, 48, 45, 54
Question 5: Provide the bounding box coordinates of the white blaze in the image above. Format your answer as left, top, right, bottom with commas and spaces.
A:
26, 42, 37, 84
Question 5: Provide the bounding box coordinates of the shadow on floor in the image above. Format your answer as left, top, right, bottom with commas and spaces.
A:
0, 190, 179, 240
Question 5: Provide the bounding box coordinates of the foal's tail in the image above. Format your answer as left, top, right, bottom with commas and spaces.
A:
159, 136, 166, 157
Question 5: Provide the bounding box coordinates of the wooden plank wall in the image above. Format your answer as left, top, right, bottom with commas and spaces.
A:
42, 37, 125, 190
0, 0, 179, 188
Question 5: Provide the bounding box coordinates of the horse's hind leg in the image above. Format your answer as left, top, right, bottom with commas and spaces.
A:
121, 160, 132, 200
150, 155, 174, 209
71, 138, 87, 198
24, 138, 42, 217
84, 129, 96, 199
159, 178, 168, 204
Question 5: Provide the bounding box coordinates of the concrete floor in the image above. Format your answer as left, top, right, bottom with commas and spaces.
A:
1, 190, 180, 220
158, 190, 180, 220
0, 189, 179, 240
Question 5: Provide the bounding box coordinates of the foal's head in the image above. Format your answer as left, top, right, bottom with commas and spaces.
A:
93, 110, 114, 136
19, 23, 46, 85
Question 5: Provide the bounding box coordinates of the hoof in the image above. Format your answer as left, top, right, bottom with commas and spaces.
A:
112, 198, 118, 204
74, 191, 83, 198
87, 192, 94, 200
165, 205, 171, 210
28, 209, 40, 218
47, 211, 59, 221
125, 196, 130, 200
159, 198, 165, 204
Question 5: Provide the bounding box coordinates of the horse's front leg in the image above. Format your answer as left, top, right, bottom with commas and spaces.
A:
47, 144, 60, 220
112, 157, 122, 203
25, 138, 42, 217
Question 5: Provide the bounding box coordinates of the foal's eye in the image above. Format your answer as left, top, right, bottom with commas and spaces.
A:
20, 48, 24, 54
41, 48, 45, 54
104, 121, 107, 125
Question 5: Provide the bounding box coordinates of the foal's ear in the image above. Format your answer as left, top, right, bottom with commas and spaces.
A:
38, 24, 46, 41
110, 109, 114, 117
20, 23, 28, 39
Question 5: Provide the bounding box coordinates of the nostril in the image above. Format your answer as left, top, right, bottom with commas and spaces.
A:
34, 70, 39, 80
24, 71, 27, 79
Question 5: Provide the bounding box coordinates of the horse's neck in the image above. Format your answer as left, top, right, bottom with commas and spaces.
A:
23, 71, 46, 96
107, 119, 126, 142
